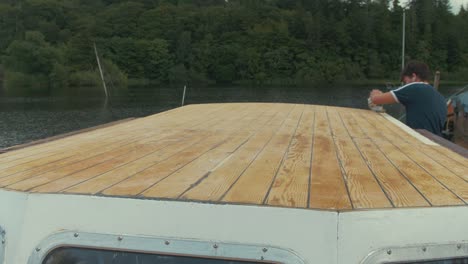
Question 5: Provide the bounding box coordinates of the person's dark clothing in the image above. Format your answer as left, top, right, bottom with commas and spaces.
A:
391, 82, 447, 136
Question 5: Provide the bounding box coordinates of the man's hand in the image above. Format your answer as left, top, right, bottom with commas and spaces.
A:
370, 89, 383, 99
369, 89, 397, 105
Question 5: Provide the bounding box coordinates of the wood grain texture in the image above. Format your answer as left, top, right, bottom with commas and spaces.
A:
266, 105, 315, 208
181, 104, 293, 201
1, 103, 466, 210
309, 107, 352, 210
373, 139, 464, 206
353, 139, 430, 207
395, 141, 468, 203
222, 105, 304, 204
351, 114, 429, 207
333, 135, 392, 209
65, 104, 258, 195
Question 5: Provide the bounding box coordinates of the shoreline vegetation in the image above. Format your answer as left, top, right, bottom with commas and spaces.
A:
1, 0, 468, 97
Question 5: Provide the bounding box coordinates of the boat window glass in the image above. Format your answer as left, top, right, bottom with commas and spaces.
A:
394, 258, 468, 264
42, 247, 274, 264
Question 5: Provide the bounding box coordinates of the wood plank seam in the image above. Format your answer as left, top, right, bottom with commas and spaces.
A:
180, 105, 295, 202
361, 113, 464, 206
338, 111, 395, 208
262, 107, 306, 205
325, 110, 354, 209
67, 105, 258, 195
0, 136, 145, 187
384, 142, 468, 204
349, 112, 430, 207
359, 114, 435, 206
374, 113, 467, 168
218, 105, 298, 202
156, 106, 276, 199
370, 113, 468, 182
0, 104, 226, 167
39, 105, 249, 192
133, 105, 273, 197
25, 130, 209, 192
220, 104, 305, 204
306, 110, 316, 209
62, 132, 213, 194
0, 105, 232, 188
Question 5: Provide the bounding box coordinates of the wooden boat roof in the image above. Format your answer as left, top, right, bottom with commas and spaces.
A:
0, 103, 466, 211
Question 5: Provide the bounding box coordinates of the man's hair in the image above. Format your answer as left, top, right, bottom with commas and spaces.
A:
401, 61, 431, 81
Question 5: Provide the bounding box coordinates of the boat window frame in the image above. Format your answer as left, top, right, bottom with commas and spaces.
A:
28, 231, 305, 264
0, 226, 5, 264
360, 242, 468, 264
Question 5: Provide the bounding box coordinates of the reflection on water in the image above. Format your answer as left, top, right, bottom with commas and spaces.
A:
0, 85, 459, 149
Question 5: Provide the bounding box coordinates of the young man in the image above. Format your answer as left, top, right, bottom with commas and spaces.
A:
369, 61, 447, 136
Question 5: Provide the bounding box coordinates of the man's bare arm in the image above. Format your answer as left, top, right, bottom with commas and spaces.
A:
370, 90, 397, 105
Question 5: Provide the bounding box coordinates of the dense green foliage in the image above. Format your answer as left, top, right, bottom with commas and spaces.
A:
1, 0, 468, 95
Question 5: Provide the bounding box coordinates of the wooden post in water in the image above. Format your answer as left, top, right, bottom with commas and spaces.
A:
181, 85, 187, 106
433, 71, 440, 90
94, 42, 109, 98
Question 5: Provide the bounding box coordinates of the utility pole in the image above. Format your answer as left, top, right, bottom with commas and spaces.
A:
401, 9, 406, 71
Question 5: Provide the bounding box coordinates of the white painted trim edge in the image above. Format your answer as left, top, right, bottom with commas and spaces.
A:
381, 113, 438, 145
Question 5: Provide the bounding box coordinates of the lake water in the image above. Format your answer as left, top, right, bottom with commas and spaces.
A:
0, 85, 461, 149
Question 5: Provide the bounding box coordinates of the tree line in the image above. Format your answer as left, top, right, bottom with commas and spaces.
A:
1, 0, 467, 96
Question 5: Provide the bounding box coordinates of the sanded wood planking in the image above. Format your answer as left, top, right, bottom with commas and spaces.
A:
364, 113, 465, 205
0, 104, 231, 187
0, 105, 230, 186
137, 104, 286, 199
309, 106, 352, 210
0, 105, 194, 164
98, 104, 274, 195
113, 104, 276, 198
373, 139, 464, 206
351, 113, 429, 207
266, 105, 315, 208
1, 103, 466, 210
331, 110, 392, 208
63, 104, 263, 195
426, 145, 468, 169
417, 145, 468, 181
180, 104, 295, 202
339, 111, 368, 139
0, 104, 222, 173
0, 135, 145, 187
393, 141, 468, 203
102, 105, 284, 197
56, 131, 213, 194
366, 113, 468, 181
7, 105, 231, 190
105, 105, 287, 197
222, 104, 305, 204
0, 104, 227, 165
353, 139, 430, 207
140, 133, 251, 198
326, 107, 348, 138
